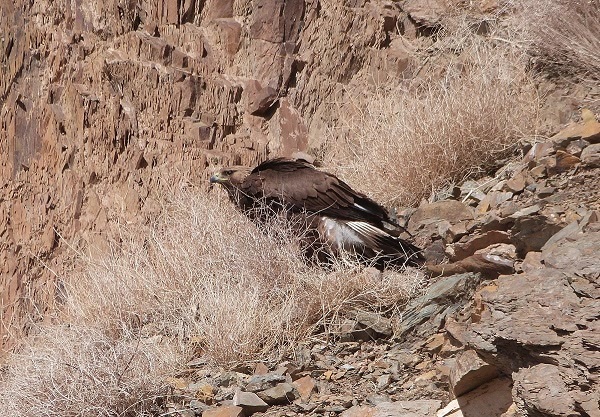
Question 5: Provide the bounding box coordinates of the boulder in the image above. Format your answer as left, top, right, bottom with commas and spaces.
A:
454, 226, 600, 415
512, 364, 578, 417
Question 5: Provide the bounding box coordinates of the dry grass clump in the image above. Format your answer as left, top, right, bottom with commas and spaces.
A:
0, 189, 425, 414
66, 191, 312, 365
304, 265, 427, 334
520, 0, 600, 82
324, 35, 539, 207
67, 190, 423, 363
0, 325, 176, 417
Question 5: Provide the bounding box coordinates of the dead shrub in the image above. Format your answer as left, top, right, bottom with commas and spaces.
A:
324, 35, 539, 207
302, 265, 427, 336
519, 0, 600, 81
0, 325, 176, 417
66, 190, 311, 365
64, 189, 425, 365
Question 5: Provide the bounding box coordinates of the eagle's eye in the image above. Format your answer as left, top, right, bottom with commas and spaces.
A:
223, 169, 234, 176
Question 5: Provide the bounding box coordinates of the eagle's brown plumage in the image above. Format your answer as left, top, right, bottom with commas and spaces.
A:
210, 157, 424, 269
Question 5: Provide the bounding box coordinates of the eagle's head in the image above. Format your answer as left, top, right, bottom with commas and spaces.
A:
209, 166, 251, 189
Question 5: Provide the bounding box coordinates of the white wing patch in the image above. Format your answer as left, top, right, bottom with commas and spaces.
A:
321, 217, 365, 250
346, 221, 389, 238
320, 217, 397, 251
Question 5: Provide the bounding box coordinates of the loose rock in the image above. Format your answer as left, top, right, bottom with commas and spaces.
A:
233, 391, 269, 414
256, 382, 299, 405
449, 350, 498, 397
292, 375, 316, 402
437, 378, 513, 417
245, 373, 286, 392
374, 400, 442, 417
581, 143, 600, 168
202, 405, 244, 417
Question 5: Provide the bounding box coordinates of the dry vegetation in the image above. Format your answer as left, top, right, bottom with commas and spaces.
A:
0, 325, 176, 416
522, 0, 600, 82
324, 27, 540, 206
0, 190, 423, 415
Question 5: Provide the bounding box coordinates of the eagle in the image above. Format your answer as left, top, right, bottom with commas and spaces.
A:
209, 157, 424, 269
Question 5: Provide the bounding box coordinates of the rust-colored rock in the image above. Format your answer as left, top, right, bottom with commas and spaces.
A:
403, 0, 447, 26
253, 362, 269, 375
245, 80, 278, 116
456, 228, 600, 415
449, 350, 499, 397
519, 251, 544, 272
551, 116, 600, 147
292, 375, 316, 402
547, 150, 581, 175
523, 142, 554, 163
512, 364, 577, 417
504, 170, 527, 193
428, 250, 514, 279
447, 231, 511, 261
409, 200, 475, 235
476, 191, 513, 214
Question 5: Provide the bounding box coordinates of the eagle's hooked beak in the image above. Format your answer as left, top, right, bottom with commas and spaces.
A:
209, 173, 223, 191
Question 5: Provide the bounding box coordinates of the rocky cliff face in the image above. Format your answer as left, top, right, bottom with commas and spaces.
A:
1, 0, 423, 349
2, 1, 599, 415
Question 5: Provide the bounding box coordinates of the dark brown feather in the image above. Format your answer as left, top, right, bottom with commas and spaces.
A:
243, 158, 394, 225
